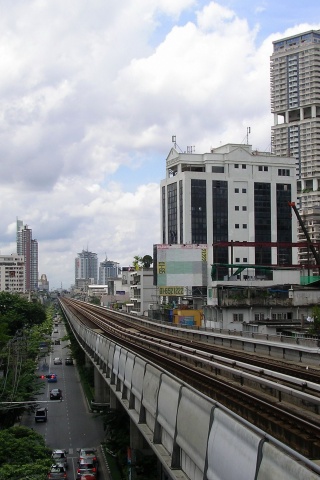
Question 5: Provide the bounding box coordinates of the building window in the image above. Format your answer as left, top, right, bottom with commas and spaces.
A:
212, 166, 224, 173
235, 205, 239, 211
235, 188, 239, 193
242, 164, 246, 169
243, 224, 247, 229
233, 313, 244, 321
242, 188, 247, 193
278, 169, 290, 176
243, 258, 247, 262
235, 224, 239, 229
242, 206, 247, 211
191, 179, 207, 244
235, 164, 239, 168
259, 166, 263, 171
235, 257, 240, 262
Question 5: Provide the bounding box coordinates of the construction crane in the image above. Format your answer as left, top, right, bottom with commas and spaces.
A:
288, 201, 320, 266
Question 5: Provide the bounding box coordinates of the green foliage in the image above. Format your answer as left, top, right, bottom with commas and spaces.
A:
309, 306, 320, 334
0, 297, 53, 427
0, 292, 46, 340
132, 255, 153, 270
89, 296, 101, 305
0, 426, 51, 480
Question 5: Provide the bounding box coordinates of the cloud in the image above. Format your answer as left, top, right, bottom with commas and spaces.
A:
0, 0, 319, 288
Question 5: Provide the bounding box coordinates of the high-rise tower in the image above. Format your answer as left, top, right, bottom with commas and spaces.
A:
16, 219, 38, 291
75, 250, 98, 285
271, 30, 320, 265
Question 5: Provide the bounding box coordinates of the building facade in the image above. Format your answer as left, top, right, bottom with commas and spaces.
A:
16, 219, 38, 291
270, 30, 320, 267
0, 254, 25, 293
161, 143, 297, 264
75, 250, 98, 285
99, 258, 121, 284
159, 143, 302, 330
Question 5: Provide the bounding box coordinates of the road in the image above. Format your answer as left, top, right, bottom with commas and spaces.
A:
22, 322, 108, 479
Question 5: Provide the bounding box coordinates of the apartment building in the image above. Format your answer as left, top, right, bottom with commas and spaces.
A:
0, 254, 25, 293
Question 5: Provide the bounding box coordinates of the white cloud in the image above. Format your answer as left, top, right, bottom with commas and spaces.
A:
0, 0, 319, 287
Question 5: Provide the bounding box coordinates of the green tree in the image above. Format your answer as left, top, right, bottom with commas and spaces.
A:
132, 255, 153, 270
309, 306, 320, 334
0, 426, 51, 480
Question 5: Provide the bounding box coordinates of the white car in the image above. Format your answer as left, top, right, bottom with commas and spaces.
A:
52, 449, 68, 469
53, 357, 62, 365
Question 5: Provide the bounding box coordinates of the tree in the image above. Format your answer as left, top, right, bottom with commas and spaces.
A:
309, 306, 320, 334
0, 426, 51, 480
132, 255, 153, 270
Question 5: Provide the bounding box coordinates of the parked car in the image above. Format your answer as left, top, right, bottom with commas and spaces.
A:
53, 328, 59, 333
35, 407, 47, 422
53, 357, 62, 365
65, 357, 73, 365
76, 459, 98, 479
47, 373, 58, 383
50, 388, 62, 400
54, 339, 60, 345
52, 449, 68, 469
77, 448, 98, 465
47, 464, 67, 479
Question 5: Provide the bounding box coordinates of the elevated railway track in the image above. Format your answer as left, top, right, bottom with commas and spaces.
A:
60, 297, 320, 459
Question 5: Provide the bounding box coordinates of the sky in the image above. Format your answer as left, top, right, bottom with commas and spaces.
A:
0, 0, 320, 290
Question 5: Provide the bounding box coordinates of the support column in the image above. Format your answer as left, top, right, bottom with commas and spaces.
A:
94, 367, 110, 404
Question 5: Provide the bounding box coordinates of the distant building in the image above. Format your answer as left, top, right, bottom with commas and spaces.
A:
0, 254, 25, 293
38, 273, 49, 291
99, 258, 121, 284
130, 268, 158, 314
16, 219, 38, 291
75, 250, 98, 285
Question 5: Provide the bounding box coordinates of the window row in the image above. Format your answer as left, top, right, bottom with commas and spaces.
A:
235, 224, 247, 229
235, 206, 247, 211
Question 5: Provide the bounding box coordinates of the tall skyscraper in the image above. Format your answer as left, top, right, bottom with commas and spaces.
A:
75, 249, 98, 285
16, 219, 39, 291
270, 30, 320, 265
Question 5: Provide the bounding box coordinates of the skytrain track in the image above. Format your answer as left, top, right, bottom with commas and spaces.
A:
60, 297, 320, 458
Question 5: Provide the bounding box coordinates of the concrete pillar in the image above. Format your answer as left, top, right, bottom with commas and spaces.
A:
94, 367, 110, 404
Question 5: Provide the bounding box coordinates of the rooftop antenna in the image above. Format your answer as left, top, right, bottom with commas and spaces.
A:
246, 127, 251, 145
172, 135, 183, 153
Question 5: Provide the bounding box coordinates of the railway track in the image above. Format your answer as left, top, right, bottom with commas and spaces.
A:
61, 298, 320, 458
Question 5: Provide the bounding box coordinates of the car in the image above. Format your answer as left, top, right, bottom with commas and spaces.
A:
53, 357, 62, 365
47, 373, 58, 383
54, 339, 60, 345
50, 388, 62, 400
47, 464, 67, 479
53, 328, 59, 333
35, 407, 47, 422
52, 450, 68, 469
76, 459, 98, 479
77, 448, 98, 466
65, 357, 73, 365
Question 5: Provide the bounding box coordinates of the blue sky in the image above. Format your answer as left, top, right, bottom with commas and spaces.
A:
0, 0, 319, 289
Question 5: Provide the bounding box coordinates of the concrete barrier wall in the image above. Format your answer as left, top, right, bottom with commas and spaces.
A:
61, 303, 320, 480
206, 408, 262, 480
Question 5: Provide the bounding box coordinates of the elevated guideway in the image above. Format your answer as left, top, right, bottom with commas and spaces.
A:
60, 300, 320, 480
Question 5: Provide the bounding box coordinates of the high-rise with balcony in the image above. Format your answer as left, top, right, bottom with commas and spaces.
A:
16, 219, 38, 291
271, 31, 320, 266
75, 249, 98, 285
